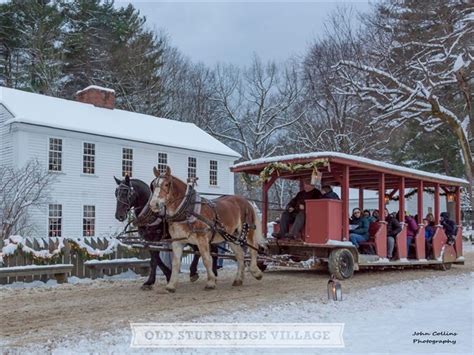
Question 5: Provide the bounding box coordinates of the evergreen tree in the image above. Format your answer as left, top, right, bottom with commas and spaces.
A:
0, 0, 64, 94
61, 1, 164, 112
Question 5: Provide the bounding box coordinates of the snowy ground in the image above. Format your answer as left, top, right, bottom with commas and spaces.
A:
9, 273, 470, 355
1, 243, 472, 354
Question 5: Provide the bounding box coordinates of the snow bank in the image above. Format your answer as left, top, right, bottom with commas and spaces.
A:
0, 270, 142, 289
84, 257, 148, 265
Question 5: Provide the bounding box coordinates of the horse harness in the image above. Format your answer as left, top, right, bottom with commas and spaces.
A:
160, 182, 259, 252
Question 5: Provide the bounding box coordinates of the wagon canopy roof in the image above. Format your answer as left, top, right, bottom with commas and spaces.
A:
231, 152, 468, 188
0, 86, 240, 158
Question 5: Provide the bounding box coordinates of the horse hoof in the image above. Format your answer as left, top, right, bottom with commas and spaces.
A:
165, 286, 176, 293
141, 284, 153, 291
204, 284, 216, 291
251, 271, 263, 280
232, 280, 243, 287
190, 274, 199, 283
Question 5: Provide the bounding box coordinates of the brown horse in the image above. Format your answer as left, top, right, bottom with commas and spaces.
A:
149, 166, 264, 292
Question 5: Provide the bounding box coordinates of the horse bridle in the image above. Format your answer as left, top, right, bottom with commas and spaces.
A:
152, 174, 197, 221
115, 183, 137, 212
151, 174, 177, 209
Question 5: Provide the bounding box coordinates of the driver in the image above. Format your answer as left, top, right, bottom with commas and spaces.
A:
273, 181, 322, 240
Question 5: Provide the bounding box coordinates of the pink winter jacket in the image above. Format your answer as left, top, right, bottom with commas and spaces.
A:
405, 216, 419, 238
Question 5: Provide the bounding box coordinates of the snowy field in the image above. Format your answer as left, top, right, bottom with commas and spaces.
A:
1, 243, 472, 354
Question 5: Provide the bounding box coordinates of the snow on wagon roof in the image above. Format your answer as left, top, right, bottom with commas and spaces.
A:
0, 86, 240, 158
231, 152, 469, 186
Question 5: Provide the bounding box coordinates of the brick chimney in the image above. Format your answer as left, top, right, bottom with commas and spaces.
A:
75, 85, 115, 109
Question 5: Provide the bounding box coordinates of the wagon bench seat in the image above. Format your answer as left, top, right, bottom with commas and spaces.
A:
0, 264, 73, 283
84, 258, 150, 279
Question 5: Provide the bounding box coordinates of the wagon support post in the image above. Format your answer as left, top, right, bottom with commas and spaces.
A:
455, 186, 461, 225
399, 177, 405, 221
415, 180, 426, 260
454, 186, 463, 257
378, 173, 385, 215
358, 188, 364, 211
434, 183, 440, 225
417, 180, 424, 224
262, 174, 278, 238
342, 165, 350, 241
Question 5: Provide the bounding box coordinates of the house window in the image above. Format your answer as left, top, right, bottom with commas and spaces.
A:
209, 160, 218, 186
83, 205, 95, 237
157, 152, 168, 174
48, 138, 62, 172
48, 204, 62, 237
83, 142, 95, 174
122, 148, 133, 177
188, 157, 197, 180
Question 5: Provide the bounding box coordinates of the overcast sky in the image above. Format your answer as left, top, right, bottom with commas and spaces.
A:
118, 1, 372, 66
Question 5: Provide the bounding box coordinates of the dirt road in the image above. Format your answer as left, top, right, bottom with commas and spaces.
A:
1, 250, 472, 350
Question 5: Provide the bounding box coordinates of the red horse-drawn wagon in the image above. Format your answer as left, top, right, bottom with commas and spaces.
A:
231, 152, 467, 279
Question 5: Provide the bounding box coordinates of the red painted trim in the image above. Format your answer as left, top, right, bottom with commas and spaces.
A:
374, 221, 387, 258
342, 165, 350, 241
431, 226, 447, 259
231, 156, 466, 187
395, 223, 407, 259
415, 225, 426, 260
454, 227, 463, 257
417, 180, 424, 224
359, 188, 364, 210
378, 173, 385, 217
455, 186, 461, 225
434, 183, 440, 225
399, 177, 405, 222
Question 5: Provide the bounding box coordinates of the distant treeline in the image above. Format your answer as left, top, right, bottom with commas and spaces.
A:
0, 0, 471, 200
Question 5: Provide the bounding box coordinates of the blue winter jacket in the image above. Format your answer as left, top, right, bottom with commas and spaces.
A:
350, 216, 370, 238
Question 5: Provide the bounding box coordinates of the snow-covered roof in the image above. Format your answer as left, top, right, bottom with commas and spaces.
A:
0, 86, 240, 158
232, 152, 468, 185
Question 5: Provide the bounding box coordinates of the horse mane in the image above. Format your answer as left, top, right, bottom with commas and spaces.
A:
130, 178, 150, 194
171, 175, 187, 191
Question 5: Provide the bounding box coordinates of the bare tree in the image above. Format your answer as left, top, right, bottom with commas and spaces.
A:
158, 38, 219, 129
296, 7, 387, 157
0, 160, 56, 238
335, 1, 473, 212
208, 55, 305, 161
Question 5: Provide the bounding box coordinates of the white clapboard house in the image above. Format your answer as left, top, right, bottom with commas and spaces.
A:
0, 86, 240, 238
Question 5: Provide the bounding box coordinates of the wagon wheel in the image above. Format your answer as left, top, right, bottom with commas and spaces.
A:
328, 248, 354, 280
436, 263, 452, 271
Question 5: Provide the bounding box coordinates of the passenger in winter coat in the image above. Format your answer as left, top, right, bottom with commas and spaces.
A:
423, 218, 436, 259
349, 208, 370, 248
405, 214, 419, 249
372, 209, 380, 222
440, 212, 456, 243
425, 213, 435, 224
274, 182, 322, 239
385, 208, 402, 259
423, 218, 436, 241
321, 185, 340, 200
364, 209, 377, 223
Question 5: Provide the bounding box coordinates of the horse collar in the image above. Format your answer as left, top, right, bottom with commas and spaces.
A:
165, 184, 198, 223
